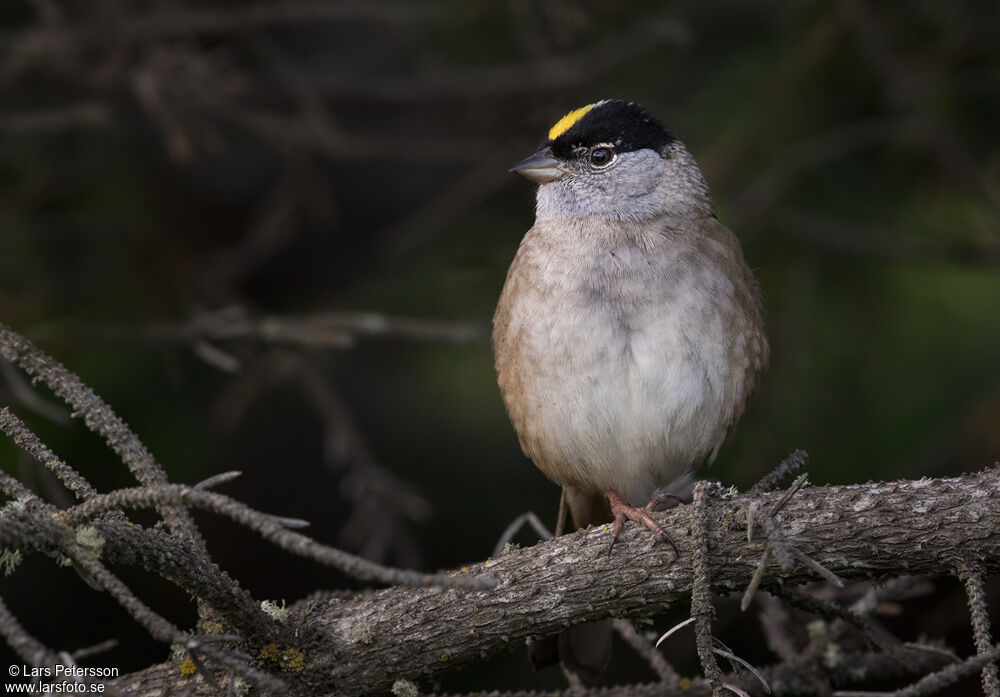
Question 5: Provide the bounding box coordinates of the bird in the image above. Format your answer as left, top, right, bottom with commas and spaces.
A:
492, 99, 769, 680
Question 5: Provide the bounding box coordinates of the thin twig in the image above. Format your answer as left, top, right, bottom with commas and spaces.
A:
771, 586, 903, 658
770, 473, 810, 515
793, 548, 844, 588
492, 512, 553, 557
67, 548, 286, 693
0, 325, 206, 555
613, 619, 680, 684
958, 564, 1000, 697
741, 549, 772, 612
0, 593, 56, 667
121, 309, 483, 349
832, 644, 1000, 697
748, 451, 809, 495
0, 102, 110, 132
0, 361, 69, 423
92, 518, 277, 645
713, 647, 771, 693
757, 594, 799, 662
63, 483, 495, 590
757, 513, 794, 571
0, 407, 96, 500
692, 481, 724, 696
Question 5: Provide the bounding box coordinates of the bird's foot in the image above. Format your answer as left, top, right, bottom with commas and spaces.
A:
645, 488, 684, 511
606, 489, 679, 558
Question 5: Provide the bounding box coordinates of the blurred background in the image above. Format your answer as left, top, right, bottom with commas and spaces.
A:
1, 0, 998, 693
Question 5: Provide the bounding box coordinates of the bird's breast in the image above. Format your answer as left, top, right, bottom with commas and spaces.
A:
493, 219, 763, 503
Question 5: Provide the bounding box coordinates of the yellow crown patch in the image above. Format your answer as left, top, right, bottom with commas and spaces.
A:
548, 103, 597, 142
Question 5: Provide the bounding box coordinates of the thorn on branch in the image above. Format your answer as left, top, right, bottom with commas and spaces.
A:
741, 469, 843, 611
194, 471, 243, 490
656, 617, 696, 647
71, 639, 118, 661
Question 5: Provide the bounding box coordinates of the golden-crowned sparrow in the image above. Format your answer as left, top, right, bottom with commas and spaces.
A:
493, 99, 768, 679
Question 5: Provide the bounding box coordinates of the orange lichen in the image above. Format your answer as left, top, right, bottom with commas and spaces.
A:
200, 620, 224, 634
260, 643, 305, 672
280, 648, 305, 672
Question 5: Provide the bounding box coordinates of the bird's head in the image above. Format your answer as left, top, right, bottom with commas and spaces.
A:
511, 99, 713, 222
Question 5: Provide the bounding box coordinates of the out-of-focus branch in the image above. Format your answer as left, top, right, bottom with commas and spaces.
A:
99, 307, 482, 353
312, 11, 690, 102
0, 102, 110, 132
773, 208, 1000, 266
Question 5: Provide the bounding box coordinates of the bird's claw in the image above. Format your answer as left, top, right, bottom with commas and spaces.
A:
606, 489, 679, 559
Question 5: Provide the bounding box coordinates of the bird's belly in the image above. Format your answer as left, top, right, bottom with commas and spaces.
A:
507, 305, 731, 505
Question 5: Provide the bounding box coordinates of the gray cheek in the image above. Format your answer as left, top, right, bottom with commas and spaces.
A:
534, 151, 667, 220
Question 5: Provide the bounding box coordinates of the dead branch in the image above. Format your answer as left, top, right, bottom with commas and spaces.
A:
62, 482, 493, 590
0, 325, 207, 555
112, 465, 1000, 696
959, 564, 1000, 697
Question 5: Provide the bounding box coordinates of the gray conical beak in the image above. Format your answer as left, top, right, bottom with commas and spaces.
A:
509, 147, 565, 184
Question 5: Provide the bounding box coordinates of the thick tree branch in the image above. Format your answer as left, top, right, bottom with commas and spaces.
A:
114, 466, 1000, 696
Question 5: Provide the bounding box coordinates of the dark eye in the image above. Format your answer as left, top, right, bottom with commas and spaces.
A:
589, 146, 614, 167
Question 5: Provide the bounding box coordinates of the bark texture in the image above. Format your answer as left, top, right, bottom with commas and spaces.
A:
114, 466, 1000, 696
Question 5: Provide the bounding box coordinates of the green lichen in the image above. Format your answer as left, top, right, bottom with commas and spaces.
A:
823, 641, 843, 669
261, 599, 289, 624
75, 526, 105, 559
0, 548, 22, 576
0, 495, 34, 517
392, 679, 419, 697
806, 619, 827, 640
350, 618, 373, 645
